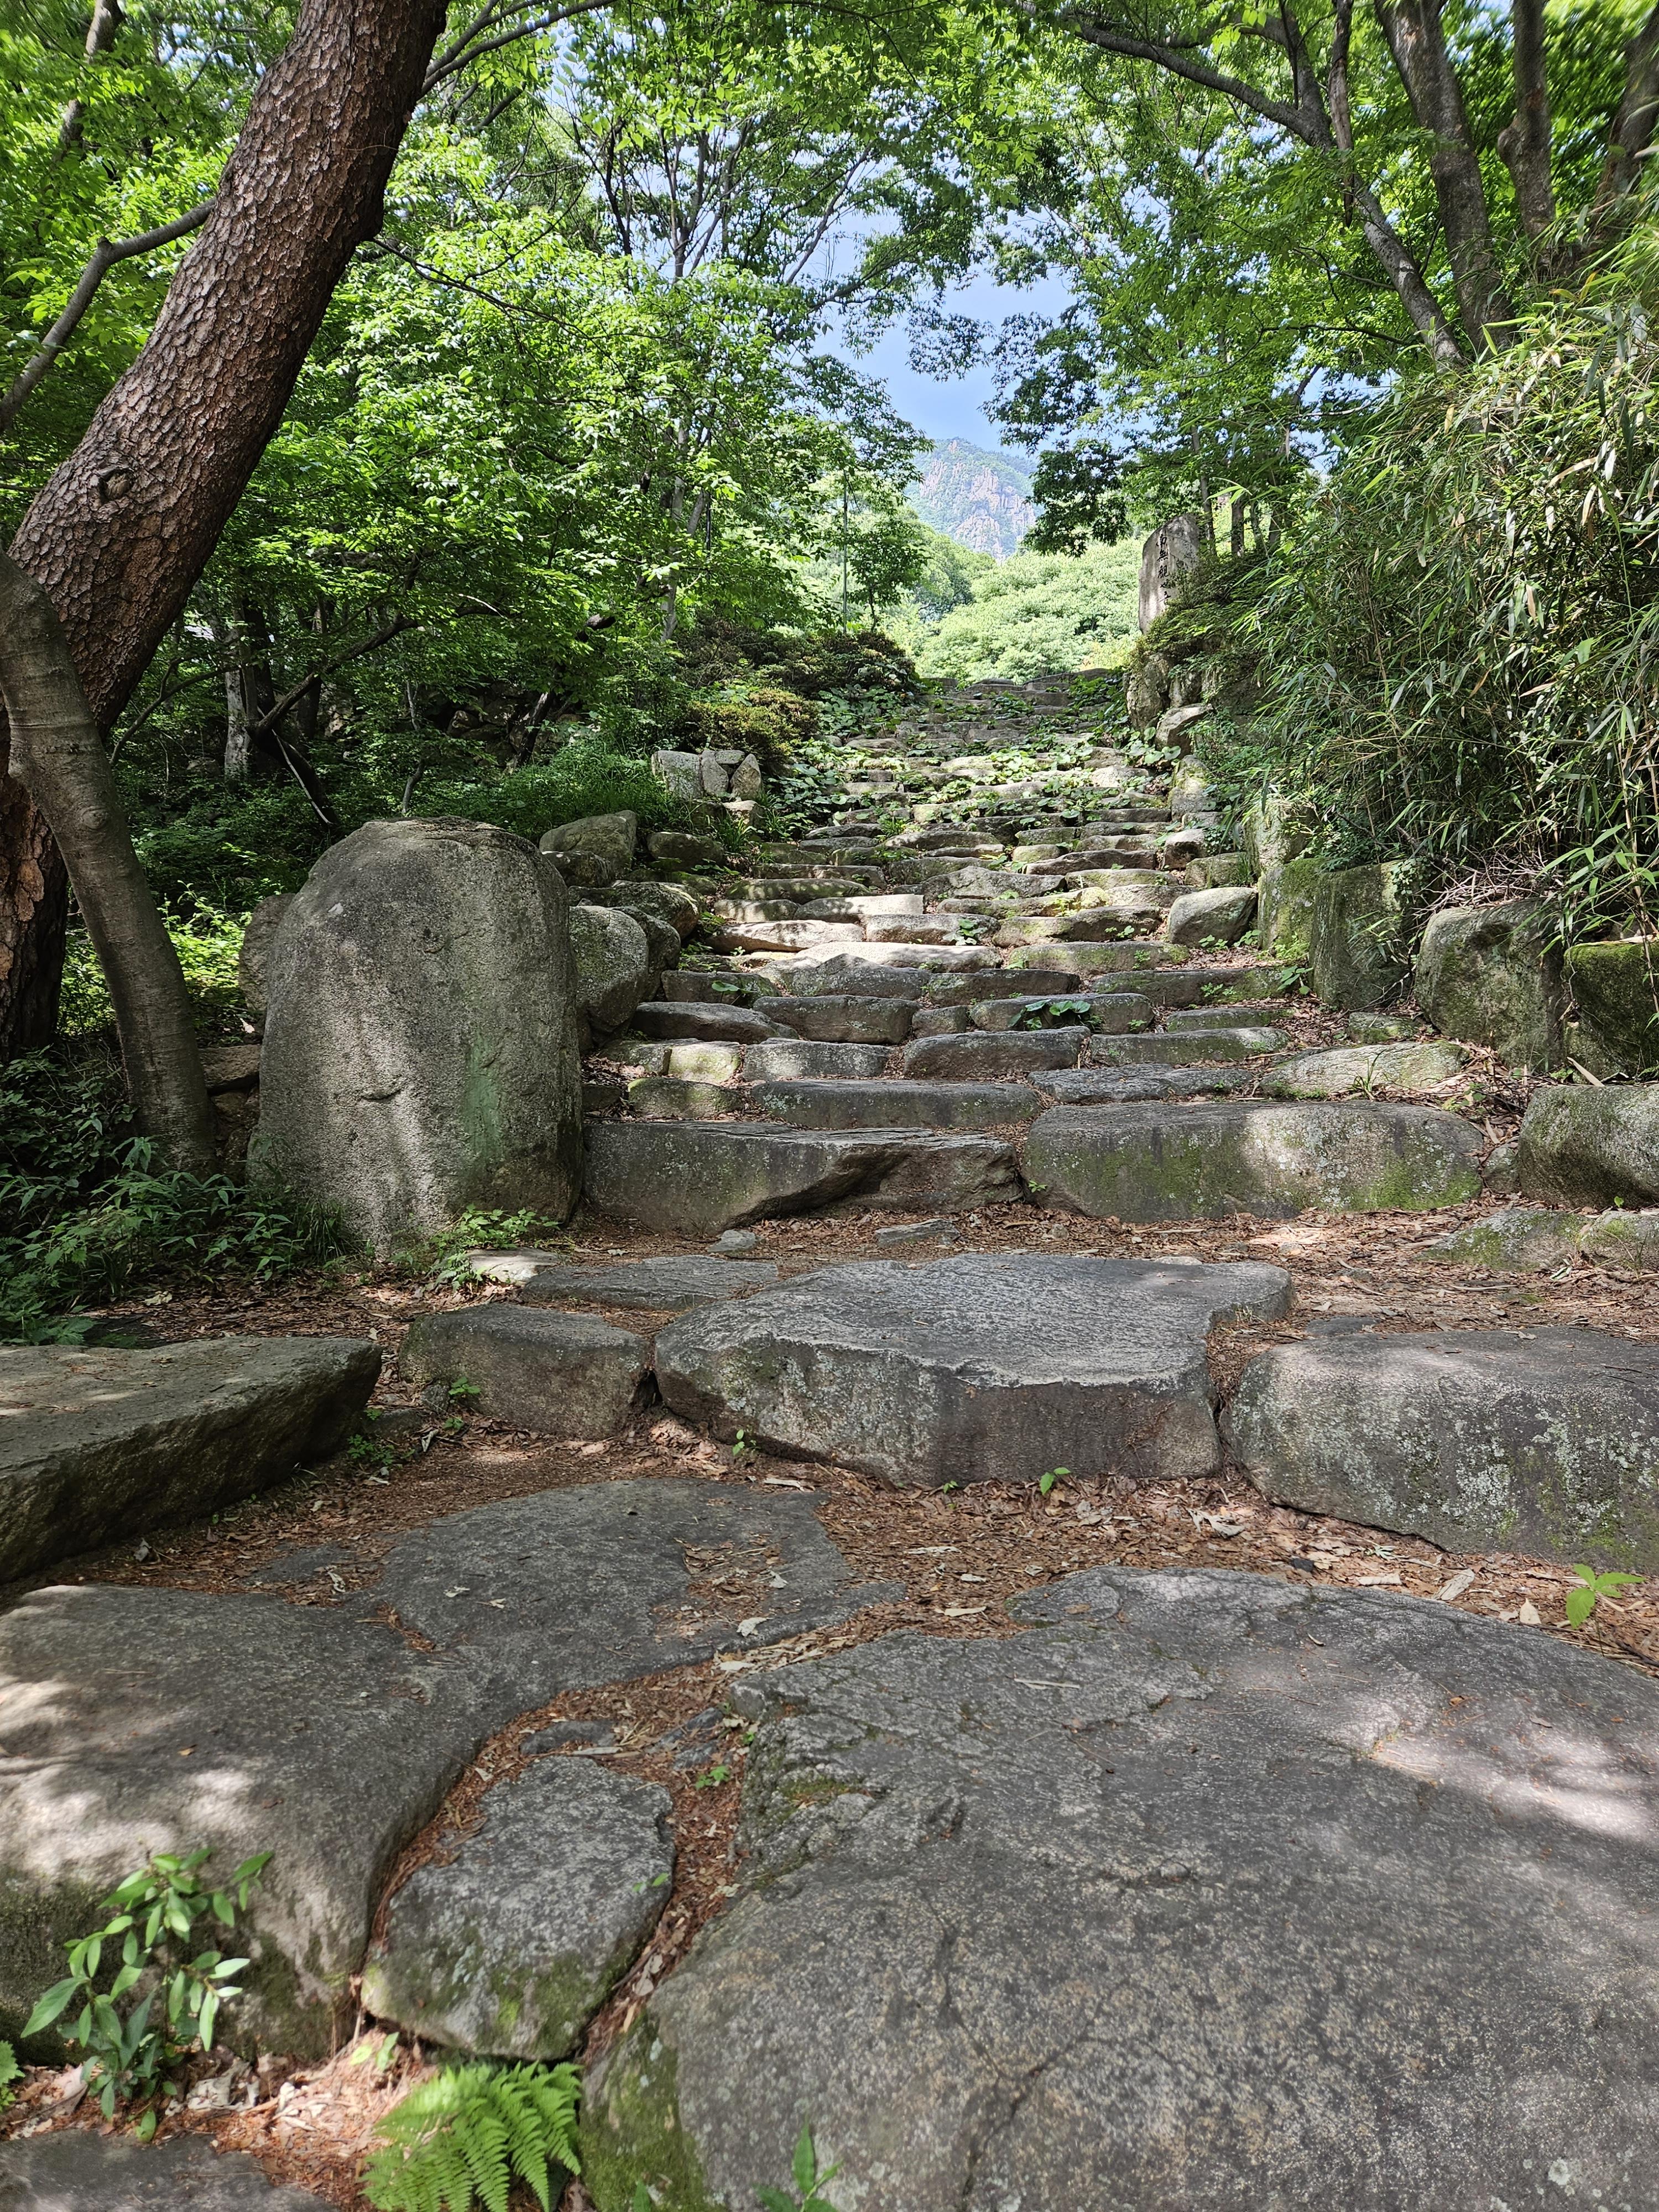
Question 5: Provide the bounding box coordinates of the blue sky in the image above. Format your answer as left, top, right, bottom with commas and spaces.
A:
835, 265, 1076, 453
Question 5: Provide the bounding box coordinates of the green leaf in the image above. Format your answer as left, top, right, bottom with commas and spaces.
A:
22, 1979, 79, 2036
1565, 1585, 1597, 1627
792, 2124, 817, 2195
197, 1990, 220, 2052
135, 2106, 158, 2143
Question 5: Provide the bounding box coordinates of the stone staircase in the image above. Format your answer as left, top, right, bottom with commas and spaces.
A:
7, 674, 1659, 2208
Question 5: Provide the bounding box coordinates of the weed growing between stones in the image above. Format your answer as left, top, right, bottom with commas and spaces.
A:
1566, 1565, 1644, 1630
755, 2125, 841, 2212
362, 2059, 581, 2212
23, 1846, 269, 2135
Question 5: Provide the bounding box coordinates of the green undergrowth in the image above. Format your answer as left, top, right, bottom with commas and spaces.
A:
0, 1047, 349, 1342
363, 2060, 581, 2212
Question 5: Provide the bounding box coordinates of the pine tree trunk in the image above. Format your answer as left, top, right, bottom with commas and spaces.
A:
0, 550, 217, 1170
0, 0, 447, 1058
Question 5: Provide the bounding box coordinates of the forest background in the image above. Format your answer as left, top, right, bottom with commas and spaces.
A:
5, 0, 1659, 1330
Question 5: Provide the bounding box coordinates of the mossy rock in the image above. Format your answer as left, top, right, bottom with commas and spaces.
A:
1565, 940, 1659, 1075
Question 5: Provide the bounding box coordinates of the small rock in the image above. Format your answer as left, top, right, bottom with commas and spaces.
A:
710, 1229, 760, 1254
602, 878, 701, 941
1421, 1206, 1583, 1271
626, 1075, 743, 1120
399, 1306, 649, 1436
872, 1217, 959, 1249
742, 1039, 891, 1079
569, 903, 655, 1034
1578, 1207, 1659, 1269
910, 1005, 972, 1036
663, 1042, 743, 1081
766, 996, 915, 1044
541, 810, 638, 877
361, 1757, 672, 2059
1346, 1010, 1420, 1043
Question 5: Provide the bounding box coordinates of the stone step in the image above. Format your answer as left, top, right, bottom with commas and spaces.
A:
401, 1303, 650, 1434
742, 1038, 892, 1079
0, 2135, 330, 2207
630, 1001, 787, 1044
753, 1078, 1045, 1131
1033, 1065, 1253, 1104
653, 1251, 1290, 1487
1025, 1099, 1485, 1222
586, 1568, 1659, 2207
968, 990, 1154, 1033
583, 1120, 1024, 1234
1088, 1026, 1282, 1066
0, 1337, 379, 1584
1260, 1040, 1465, 1098
765, 995, 915, 1044
1227, 1325, 1659, 1567
473, 1253, 780, 1308
903, 1027, 1089, 1080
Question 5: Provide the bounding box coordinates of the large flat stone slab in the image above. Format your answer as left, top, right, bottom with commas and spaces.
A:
362, 1755, 672, 2060
1227, 1327, 1659, 1566
495, 1256, 780, 1311
1260, 1040, 1464, 1097
754, 1079, 1044, 1131
764, 997, 914, 1044
583, 1567, 1659, 2210
399, 1305, 650, 1435
654, 1254, 1290, 1488
584, 1123, 1021, 1234
968, 992, 1152, 1032
1026, 1100, 1484, 1221
0, 2133, 330, 2208
630, 1002, 786, 1045
367, 1479, 898, 1709
0, 1337, 380, 1583
1088, 1026, 1280, 1066
0, 1585, 485, 2056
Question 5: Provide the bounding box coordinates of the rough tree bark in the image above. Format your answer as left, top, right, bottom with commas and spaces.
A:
0, 0, 449, 1060
1373, 0, 1517, 351
0, 551, 217, 1172
1594, 2, 1659, 233
1498, 0, 1556, 244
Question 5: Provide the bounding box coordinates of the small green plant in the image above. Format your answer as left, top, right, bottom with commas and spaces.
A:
1038, 1467, 1070, 1496
731, 1428, 749, 1458
758, 2124, 842, 2212
362, 2060, 581, 2212
447, 1374, 482, 1404
0, 2038, 20, 2109
397, 1209, 562, 1287
24, 1846, 269, 2125
693, 1762, 732, 1790
349, 1413, 398, 1472
1565, 1565, 1643, 1629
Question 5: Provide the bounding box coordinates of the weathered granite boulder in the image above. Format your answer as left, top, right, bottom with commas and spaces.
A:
1228, 1327, 1659, 1566
1516, 1082, 1659, 1206
649, 831, 726, 868
1579, 1207, 1659, 1268
362, 1757, 672, 2059
399, 1305, 650, 1434
570, 902, 655, 1034
742, 1039, 890, 1079
0, 1336, 379, 1582
1164, 884, 1258, 947
541, 810, 638, 876
1566, 939, 1659, 1074
585, 1123, 1022, 1234
650, 748, 702, 801
1238, 791, 1308, 877
583, 1568, 1659, 2211
1421, 1206, 1583, 1271
1255, 853, 1322, 962
249, 819, 582, 1253
1308, 860, 1412, 1010
236, 893, 293, 1022
0, 2131, 330, 2208
1412, 900, 1562, 1070
1186, 852, 1249, 889
625, 1076, 744, 1120
1347, 1009, 1420, 1042
1033, 1066, 1251, 1104
0, 1585, 485, 2056
766, 997, 915, 1044
1259, 1040, 1465, 1098
655, 1254, 1290, 1486
602, 879, 702, 942
1026, 1100, 1483, 1221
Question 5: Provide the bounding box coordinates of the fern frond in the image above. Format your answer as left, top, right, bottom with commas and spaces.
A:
360, 2059, 583, 2212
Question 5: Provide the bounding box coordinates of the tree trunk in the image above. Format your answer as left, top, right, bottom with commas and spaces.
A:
0, 0, 447, 1057
1594, 3, 1659, 233
0, 551, 217, 1171
1374, 0, 1517, 351
1498, 0, 1555, 243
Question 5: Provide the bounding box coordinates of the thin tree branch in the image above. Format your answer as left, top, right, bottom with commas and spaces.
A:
244, 615, 414, 742
420, 0, 612, 91
0, 200, 214, 435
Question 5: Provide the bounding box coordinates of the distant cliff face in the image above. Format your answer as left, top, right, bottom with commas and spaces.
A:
909, 439, 1035, 559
